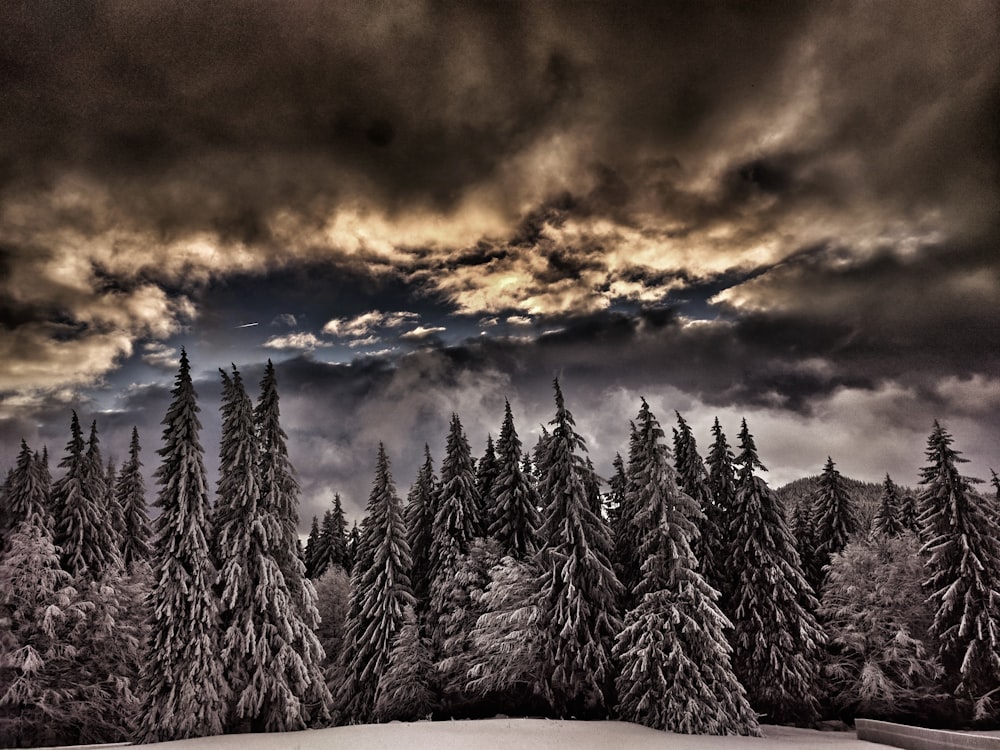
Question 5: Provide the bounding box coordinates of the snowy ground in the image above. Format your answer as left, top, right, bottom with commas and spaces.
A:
112, 719, 873, 750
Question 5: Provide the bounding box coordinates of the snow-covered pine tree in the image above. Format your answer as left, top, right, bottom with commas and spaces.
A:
615, 421, 644, 608
136, 350, 227, 743
812, 457, 858, 588
489, 400, 540, 560
673, 412, 722, 588
535, 379, 622, 717
304, 515, 322, 578
374, 605, 436, 722
428, 414, 483, 651
104, 456, 126, 555
37, 446, 51, 513
52, 413, 121, 579
328, 493, 349, 569
347, 520, 361, 573
116, 427, 151, 570
898, 492, 920, 534
315, 510, 336, 578
3, 440, 51, 535
790, 496, 823, 591
434, 538, 500, 714
405, 445, 438, 605
918, 422, 1000, 716
0, 507, 91, 747
214, 365, 331, 732
820, 534, 942, 720
532, 427, 551, 487
705, 417, 736, 607
729, 419, 825, 724
476, 434, 499, 532
873, 474, 904, 538
339, 444, 414, 723
606, 452, 627, 531
254, 360, 331, 725
614, 403, 759, 736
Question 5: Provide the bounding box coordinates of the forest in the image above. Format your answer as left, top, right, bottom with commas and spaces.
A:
1, 349, 999, 747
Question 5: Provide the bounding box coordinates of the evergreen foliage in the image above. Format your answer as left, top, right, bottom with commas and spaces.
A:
615, 421, 644, 608
3, 440, 51, 535
339, 444, 414, 723
873, 474, 905, 538
918, 422, 1000, 716
672, 413, 719, 585
304, 515, 322, 578
705, 418, 736, 607
405, 446, 437, 604
820, 534, 943, 720
374, 605, 436, 722
52, 413, 121, 580
614, 402, 759, 736
137, 349, 227, 743
116, 427, 150, 569
898, 492, 921, 534
313, 566, 351, 693
812, 457, 858, 586
606, 452, 627, 531
489, 400, 540, 560
467, 555, 549, 713
535, 380, 622, 717
475, 434, 499, 530
729, 419, 825, 724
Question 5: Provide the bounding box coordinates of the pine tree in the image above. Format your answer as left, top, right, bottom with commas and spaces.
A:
606, 452, 627, 530
790, 496, 823, 590
328, 493, 349, 569
347, 521, 361, 573
3, 440, 51, 535
0, 513, 92, 746
673, 412, 721, 588
36, 446, 51, 513
254, 360, 331, 725
919, 422, 1000, 715
137, 349, 227, 742
116, 427, 150, 569
729, 419, 824, 724
374, 605, 436, 722
705, 418, 736, 607
52, 413, 120, 579
615, 421, 644, 608
339, 444, 414, 723
897, 493, 919, 534
405, 446, 438, 605
489, 400, 540, 560
535, 380, 622, 717
812, 457, 857, 587
476, 435, 499, 531
104, 456, 126, 553
614, 403, 759, 735
304, 515, 322, 578
435, 539, 500, 713
873, 474, 904, 538
214, 365, 329, 732
428, 414, 483, 649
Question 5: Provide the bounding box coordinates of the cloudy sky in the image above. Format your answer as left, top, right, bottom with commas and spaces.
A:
1, 1, 998, 526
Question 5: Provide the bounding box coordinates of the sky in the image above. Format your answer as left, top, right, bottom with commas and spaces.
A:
1, 1, 998, 527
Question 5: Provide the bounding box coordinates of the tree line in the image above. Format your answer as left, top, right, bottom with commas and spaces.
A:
2, 353, 999, 746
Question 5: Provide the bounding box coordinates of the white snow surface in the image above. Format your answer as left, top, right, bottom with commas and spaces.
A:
104, 719, 871, 750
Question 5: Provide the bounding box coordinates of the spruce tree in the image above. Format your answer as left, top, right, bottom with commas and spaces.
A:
116, 427, 150, 570
347, 521, 361, 573
873, 474, 904, 538
476, 435, 499, 531
405, 446, 437, 605
898, 492, 920, 534
614, 403, 758, 736
606, 452, 627, 530
3, 440, 51, 535
255, 360, 331, 725
36, 446, 51, 514
52, 413, 120, 579
374, 605, 436, 722
673, 412, 721, 588
328, 493, 349, 569
615, 421, 644, 608
729, 419, 824, 724
104, 456, 126, 554
304, 515, 322, 578
428, 414, 482, 649
812, 457, 857, 586
215, 366, 329, 732
535, 380, 621, 717
339, 444, 414, 723
705, 418, 736, 607
137, 349, 227, 742
919, 422, 1000, 714
489, 400, 540, 560
790, 496, 823, 590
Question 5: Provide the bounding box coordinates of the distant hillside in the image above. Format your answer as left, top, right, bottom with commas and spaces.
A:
774, 475, 919, 538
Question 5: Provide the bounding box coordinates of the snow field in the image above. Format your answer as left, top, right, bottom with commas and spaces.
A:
137, 720, 871, 750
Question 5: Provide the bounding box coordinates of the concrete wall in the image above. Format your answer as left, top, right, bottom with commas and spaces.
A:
856, 719, 1000, 750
